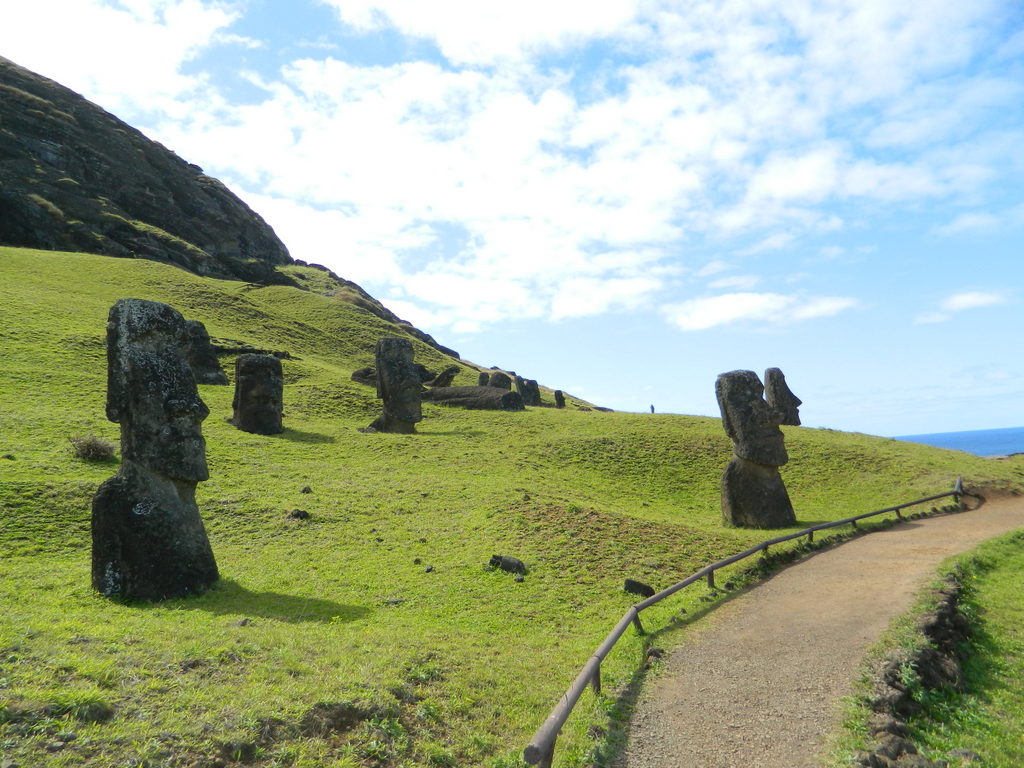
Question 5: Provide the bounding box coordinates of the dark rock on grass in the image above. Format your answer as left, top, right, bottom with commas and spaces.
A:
421, 385, 525, 411
624, 579, 655, 598
489, 554, 527, 574
300, 486, 312, 494
287, 509, 310, 520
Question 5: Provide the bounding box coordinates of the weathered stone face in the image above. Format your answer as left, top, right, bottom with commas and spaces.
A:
715, 369, 788, 467
477, 372, 490, 387
93, 298, 218, 600
554, 390, 566, 408
519, 379, 541, 406
369, 337, 423, 432
232, 354, 284, 435
184, 319, 228, 385
764, 367, 802, 426
106, 299, 210, 482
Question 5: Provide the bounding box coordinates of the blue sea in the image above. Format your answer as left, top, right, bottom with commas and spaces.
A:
894, 426, 1024, 457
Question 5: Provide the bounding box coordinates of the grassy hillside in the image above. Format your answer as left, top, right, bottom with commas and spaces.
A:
2, 246, 1022, 768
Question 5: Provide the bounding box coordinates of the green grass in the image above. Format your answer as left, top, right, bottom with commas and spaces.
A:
2, 245, 1023, 768
837, 530, 1024, 768
836, 532, 1024, 767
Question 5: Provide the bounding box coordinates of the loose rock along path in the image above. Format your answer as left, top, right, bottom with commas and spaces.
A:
617, 497, 1024, 768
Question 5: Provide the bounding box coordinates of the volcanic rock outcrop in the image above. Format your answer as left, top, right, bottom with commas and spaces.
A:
716, 369, 798, 528
91, 298, 219, 600
0, 56, 291, 282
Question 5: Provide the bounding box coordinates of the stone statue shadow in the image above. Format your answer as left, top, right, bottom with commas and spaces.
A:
135, 578, 370, 624
268, 427, 336, 444
415, 428, 487, 438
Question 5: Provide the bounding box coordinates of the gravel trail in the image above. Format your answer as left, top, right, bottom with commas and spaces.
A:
617, 498, 1024, 768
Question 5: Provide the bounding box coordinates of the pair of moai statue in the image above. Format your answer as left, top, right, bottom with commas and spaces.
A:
716, 368, 802, 528
92, 299, 286, 601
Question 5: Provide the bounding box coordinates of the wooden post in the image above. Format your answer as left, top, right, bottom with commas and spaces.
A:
590, 663, 601, 694
706, 571, 716, 590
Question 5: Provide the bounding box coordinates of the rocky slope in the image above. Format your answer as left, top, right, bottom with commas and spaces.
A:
0, 57, 458, 356
0, 56, 293, 283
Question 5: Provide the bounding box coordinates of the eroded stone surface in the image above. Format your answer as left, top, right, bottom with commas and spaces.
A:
554, 390, 566, 408
716, 369, 795, 527
184, 320, 228, 385
92, 298, 218, 600
488, 371, 512, 390
369, 337, 423, 433
231, 354, 284, 435
421, 385, 525, 411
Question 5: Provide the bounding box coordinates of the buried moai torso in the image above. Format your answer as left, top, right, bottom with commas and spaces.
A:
716, 369, 798, 528
91, 298, 219, 600
231, 354, 284, 435
369, 337, 423, 433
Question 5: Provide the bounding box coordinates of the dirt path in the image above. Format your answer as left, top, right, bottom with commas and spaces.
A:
617, 498, 1024, 768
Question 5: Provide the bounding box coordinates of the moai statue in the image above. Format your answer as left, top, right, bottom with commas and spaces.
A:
231, 354, 284, 435
477, 372, 490, 386
428, 365, 460, 388
716, 369, 797, 528
368, 337, 423, 433
522, 379, 541, 406
765, 367, 802, 426
554, 390, 566, 408
184, 319, 228, 385
91, 299, 219, 600
488, 371, 512, 390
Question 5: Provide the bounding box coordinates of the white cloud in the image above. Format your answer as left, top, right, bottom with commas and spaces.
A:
0, 0, 238, 119
709, 275, 760, 290
663, 291, 856, 331
319, 0, 644, 65
942, 292, 1006, 312
915, 290, 1009, 324
4, 0, 1019, 337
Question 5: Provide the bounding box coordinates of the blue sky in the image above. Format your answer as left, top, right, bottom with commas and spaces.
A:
4, 0, 1023, 435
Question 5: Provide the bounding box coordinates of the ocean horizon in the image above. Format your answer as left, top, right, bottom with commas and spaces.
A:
893, 426, 1024, 457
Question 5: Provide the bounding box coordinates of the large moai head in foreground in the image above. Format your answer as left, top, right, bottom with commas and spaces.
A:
369, 337, 423, 433
715, 369, 788, 467
764, 367, 802, 426
93, 298, 218, 600
231, 354, 284, 435
106, 299, 210, 482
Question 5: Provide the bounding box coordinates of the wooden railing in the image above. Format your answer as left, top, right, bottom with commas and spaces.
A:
523, 478, 965, 767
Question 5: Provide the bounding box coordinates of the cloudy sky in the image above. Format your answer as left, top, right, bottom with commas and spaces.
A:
4, 0, 1023, 435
